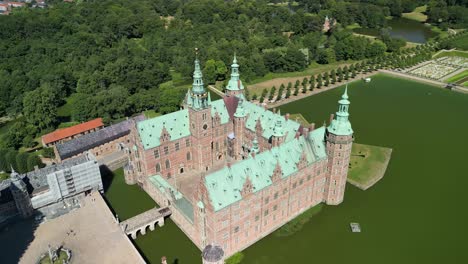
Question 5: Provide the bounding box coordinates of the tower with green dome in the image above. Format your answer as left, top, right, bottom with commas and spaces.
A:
225, 54, 245, 98
325, 86, 354, 205
186, 51, 211, 110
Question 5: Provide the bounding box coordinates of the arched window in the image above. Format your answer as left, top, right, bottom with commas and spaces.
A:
180, 168, 184, 174
156, 163, 161, 173
187, 152, 191, 161
165, 159, 171, 169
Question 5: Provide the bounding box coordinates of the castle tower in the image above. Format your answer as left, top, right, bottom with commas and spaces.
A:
325, 86, 353, 205
225, 54, 244, 99
202, 244, 225, 264
233, 99, 247, 160
271, 111, 285, 147
187, 51, 214, 171
9, 167, 33, 218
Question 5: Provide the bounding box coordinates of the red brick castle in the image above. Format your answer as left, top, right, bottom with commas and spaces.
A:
124, 53, 354, 263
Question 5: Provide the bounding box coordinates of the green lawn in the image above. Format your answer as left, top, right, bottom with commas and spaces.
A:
402, 5, 428, 22
434, 50, 468, 59
445, 70, 468, 83
347, 143, 392, 190
451, 34, 468, 50
143, 109, 161, 119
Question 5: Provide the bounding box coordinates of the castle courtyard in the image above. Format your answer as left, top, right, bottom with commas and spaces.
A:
16, 192, 144, 264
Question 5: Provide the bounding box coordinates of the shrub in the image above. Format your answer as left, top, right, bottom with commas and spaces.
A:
226, 252, 244, 264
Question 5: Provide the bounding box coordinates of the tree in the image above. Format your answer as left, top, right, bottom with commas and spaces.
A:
287, 82, 292, 90
16, 152, 29, 174
302, 77, 308, 91
285, 87, 291, 98
42, 147, 55, 159
0, 149, 9, 172
268, 86, 277, 101
244, 86, 251, 101
252, 94, 258, 101
23, 84, 60, 131
309, 78, 315, 91
293, 85, 299, 96
203, 59, 217, 84
330, 70, 336, 84
316, 75, 322, 88
214, 60, 228, 81
294, 80, 300, 89
27, 154, 44, 172
277, 84, 285, 101
5, 150, 17, 172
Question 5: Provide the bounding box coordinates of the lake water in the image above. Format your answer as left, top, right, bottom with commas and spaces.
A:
354, 17, 437, 43
103, 75, 468, 263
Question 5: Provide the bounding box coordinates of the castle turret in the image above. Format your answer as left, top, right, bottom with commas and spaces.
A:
233, 99, 247, 160
202, 244, 225, 264
271, 111, 285, 147
186, 50, 211, 110
225, 54, 244, 99
250, 137, 260, 156
9, 167, 33, 218
325, 86, 353, 205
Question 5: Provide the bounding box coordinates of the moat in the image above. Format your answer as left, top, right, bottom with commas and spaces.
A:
103, 74, 468, 263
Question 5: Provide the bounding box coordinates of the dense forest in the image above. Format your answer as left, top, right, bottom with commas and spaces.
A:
0, 0, 466, 148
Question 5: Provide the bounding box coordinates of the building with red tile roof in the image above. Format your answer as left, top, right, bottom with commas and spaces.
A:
41, 118, 104, 147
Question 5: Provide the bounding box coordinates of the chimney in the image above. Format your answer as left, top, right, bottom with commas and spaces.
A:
227, 161, 232, 168
295, 131, 300, 139
329, 114, 334, 124
161, 256, 167, 264
302, 127, 309, 138
251, 152, 256, 158
285, 113, 290, 121
310, 123, 315, 131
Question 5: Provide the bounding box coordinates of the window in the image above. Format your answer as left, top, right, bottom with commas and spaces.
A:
245, 220, 250, 228
274, 192, 279, 200
299, 179, 304, 185
187, 152, 191, 161
153, 149, 159, 159
293, 182, 297, 189
255, 215, 259, 222
223, 232, 229, 239
164, 146, 169, 155
307, 175, 311, 181
222, 220, 228, 228
264, 197, 269, 204
202, 113, 207, 120
165, 160, 171, 169
283, 188, 287, 195
156, 163, 161, 173
215, 142, 219, 151
264, 210, 269, 216
186, 138, 190, 147
175, 142, 180, 151
234, 226, 239, 233
273, 205, 278, 211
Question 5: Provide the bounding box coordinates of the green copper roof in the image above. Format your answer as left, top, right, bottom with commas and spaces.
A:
187, 57, 210, 110
204, 127, 327, 211
242, 101, 300, 142
234, 99, 247, 118
328, 86, 353, 136
211, 99, 229, 124
226, 54, 244, 91
137, 109, 191, 150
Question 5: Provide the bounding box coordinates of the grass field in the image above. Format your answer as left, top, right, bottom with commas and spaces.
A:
347, 143, 392, 190
433, 50, 468, 59
445, 70, 468, 83
402, 5, 428, 22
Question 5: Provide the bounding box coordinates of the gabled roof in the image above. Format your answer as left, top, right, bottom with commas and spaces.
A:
42, 118, 104, 145
56, 116, 143, 159
223, 96, 240, 120
242, 101, 301, 142
204, 127, 327, 211
211, 99, 230, 124
138, 109, 190, 150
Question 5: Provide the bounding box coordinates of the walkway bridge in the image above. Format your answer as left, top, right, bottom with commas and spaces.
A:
119, 207, 171, 239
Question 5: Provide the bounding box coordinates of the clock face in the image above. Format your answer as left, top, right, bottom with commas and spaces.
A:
203, 124, 208, 130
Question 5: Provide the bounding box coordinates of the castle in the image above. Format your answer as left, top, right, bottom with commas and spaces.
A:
124, 54, 354, 263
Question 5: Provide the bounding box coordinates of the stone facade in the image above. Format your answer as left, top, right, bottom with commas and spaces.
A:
124, 56, 354, 260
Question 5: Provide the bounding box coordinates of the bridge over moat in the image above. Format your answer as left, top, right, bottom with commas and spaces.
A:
119, 207, 171, 239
